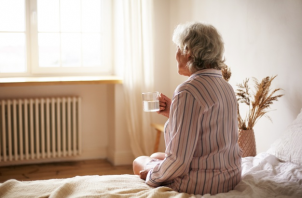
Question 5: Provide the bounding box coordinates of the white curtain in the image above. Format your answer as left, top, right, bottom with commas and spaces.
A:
117, 0, 156, 157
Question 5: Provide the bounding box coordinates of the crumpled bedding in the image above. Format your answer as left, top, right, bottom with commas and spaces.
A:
207, 153, 302, 198
0, 152, 301, 198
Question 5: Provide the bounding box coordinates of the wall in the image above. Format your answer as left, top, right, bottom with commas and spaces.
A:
169, 0, 302, 153
106, 84, 134, 165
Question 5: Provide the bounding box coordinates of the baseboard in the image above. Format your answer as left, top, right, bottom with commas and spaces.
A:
107, 149, 134, 166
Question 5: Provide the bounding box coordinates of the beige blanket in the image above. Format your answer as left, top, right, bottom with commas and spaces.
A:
1, 153, 302, 198
0, 174, 196, 198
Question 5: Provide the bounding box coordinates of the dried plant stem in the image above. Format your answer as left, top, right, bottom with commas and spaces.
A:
236, 75, 284, 130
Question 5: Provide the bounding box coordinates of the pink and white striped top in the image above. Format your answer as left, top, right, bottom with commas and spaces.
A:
146, 69, 242, 195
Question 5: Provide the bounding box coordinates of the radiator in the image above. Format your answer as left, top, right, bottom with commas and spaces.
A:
0, 97, 81, 162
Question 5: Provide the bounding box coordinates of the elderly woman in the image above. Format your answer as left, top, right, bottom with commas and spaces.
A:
133, 22, 242, 195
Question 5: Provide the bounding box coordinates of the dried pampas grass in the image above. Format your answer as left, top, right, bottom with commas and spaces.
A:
236, 75, 284, 130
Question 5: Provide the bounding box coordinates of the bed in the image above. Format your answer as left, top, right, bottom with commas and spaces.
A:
1, 109, 302, 198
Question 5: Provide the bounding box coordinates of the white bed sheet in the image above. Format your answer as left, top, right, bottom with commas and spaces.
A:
0, 152, 301, 198
204, 153, 302, 198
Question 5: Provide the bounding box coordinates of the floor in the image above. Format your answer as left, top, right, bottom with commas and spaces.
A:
0, 159, 134, 183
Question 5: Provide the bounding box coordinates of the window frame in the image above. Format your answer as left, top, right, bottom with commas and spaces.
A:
0, 0, 113, 77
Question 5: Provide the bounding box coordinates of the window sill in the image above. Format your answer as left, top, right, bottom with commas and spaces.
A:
0, 76, 123, 87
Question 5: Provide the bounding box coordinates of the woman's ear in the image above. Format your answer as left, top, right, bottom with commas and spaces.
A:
184, 46, 192, 60
186, 51, 192, 60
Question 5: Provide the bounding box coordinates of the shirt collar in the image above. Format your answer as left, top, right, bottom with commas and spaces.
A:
189, 69, 222, 79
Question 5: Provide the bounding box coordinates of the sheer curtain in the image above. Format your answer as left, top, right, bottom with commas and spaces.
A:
116, 0, 156, 157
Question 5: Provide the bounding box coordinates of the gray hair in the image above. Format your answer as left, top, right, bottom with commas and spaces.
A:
172, 22, 225, 73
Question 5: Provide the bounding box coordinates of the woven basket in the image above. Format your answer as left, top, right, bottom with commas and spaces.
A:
238, 129, 256, 157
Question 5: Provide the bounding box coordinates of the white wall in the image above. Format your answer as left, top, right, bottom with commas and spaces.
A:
169, 0, 302, 153
107, 84, 134, 165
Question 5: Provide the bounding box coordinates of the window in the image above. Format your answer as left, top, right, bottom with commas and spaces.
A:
0, 0, 112, 77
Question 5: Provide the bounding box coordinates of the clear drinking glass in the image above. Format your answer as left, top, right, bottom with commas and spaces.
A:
142, 92, 160, 112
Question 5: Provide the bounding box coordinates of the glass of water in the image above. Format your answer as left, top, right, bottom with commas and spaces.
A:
142, 92, 160, 112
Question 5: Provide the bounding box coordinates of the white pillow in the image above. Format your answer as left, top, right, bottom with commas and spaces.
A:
267, 108, 302, 165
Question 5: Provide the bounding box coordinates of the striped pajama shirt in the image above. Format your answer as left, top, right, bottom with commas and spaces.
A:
146, 69, 242, 195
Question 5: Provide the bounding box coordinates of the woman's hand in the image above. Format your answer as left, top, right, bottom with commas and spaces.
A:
158, 93, 171, 118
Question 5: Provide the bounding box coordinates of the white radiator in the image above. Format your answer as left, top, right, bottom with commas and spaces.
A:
0, 97, 81, 162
